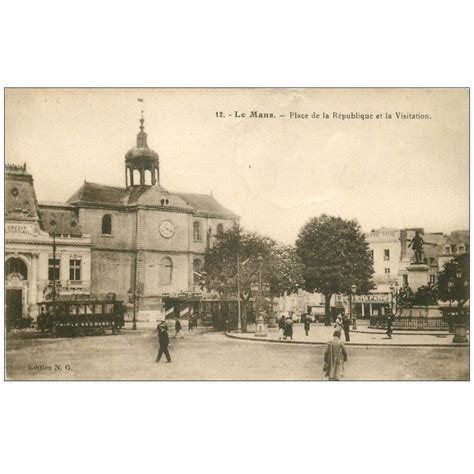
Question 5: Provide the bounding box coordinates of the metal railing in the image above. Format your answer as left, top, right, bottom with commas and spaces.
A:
369, 315, 469, 330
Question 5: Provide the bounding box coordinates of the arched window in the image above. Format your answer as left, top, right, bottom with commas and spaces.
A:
145, 169, 153, 185
216, 223, 224, 236
5, 257, 28, 280
193, 259, 202, 286
102, 214, 112, 235
193, 221, 202, 241
160, 257, 173, 285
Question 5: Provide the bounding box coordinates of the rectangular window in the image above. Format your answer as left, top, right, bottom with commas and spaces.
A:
429, 274, 436, 284
384, 268, 390, 274
369, 249, 374, 261
444, 246, 451, 254
403, 275, 408, 286
48, 258, 60, 281
458, 245, 465, 253
384, 249, 390, 261
69, 259, 81, 281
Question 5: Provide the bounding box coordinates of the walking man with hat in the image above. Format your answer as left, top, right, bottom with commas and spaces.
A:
156, 321, 172, 363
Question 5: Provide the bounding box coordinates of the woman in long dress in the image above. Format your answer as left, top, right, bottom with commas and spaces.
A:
323, 330, 348, 380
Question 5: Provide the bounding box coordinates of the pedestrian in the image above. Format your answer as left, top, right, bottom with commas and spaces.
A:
323, 330, 348, 381
278, 313, 286, 339
386, 312, 394, 339
188, 313, 193, 332
284, 317, 293, 340
342, 314, 351, 342
156, 322, 171, 363
334, 314, 343, 332
174, 317, 183, 338
304, 314, 311, 336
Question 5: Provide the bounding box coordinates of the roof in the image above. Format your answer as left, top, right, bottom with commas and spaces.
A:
174, 192, 239, 218
66, 182, 238, 217
446, 231, 469, 245
67, 182, 130, 206
5, 166, 40, 220
38, 205, 82, 235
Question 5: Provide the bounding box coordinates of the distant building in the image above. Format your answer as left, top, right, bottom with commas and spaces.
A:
358, 227, 469, 317
5, 164, 92, 327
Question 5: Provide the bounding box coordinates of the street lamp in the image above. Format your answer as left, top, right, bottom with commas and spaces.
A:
255, 255, 267, 337
447, 280, 454, 333
350, 284, 357, 330
127, 286, 143, 330
389, 281, 399, 315
453, 268, 468, 343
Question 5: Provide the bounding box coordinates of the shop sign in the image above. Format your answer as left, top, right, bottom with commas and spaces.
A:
6, 223, 37, 238
353, 294, 390, 304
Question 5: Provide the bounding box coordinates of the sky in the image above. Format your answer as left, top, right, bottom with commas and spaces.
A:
5, 88, 469, 244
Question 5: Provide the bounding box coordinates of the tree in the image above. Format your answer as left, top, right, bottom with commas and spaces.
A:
438, 253, 469, 324
295, 214, 374, 325
203, 224, 303, 331
266, 244, 305, 319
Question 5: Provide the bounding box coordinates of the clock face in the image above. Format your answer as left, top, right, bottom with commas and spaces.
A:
159, 220, 175, 239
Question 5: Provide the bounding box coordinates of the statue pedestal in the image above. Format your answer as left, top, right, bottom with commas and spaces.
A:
255, 311, 267, 337
453, 323, 468, 343
406, 264, 430, 291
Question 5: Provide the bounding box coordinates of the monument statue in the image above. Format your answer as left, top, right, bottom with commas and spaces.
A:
408, 231, 425, 264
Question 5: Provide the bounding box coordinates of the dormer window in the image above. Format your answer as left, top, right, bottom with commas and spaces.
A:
160, 198, 170, 206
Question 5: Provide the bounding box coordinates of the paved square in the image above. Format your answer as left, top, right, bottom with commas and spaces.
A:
5, 326, 469, 381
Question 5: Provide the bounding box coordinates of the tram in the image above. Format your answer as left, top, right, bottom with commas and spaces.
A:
37, 293, 125, 337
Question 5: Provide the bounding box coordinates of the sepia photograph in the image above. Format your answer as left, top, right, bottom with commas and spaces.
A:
4, 87, 470, 381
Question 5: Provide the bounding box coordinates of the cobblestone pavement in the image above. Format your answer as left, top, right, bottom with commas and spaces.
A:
231, 323, 469, 346
5, 326, 469, 381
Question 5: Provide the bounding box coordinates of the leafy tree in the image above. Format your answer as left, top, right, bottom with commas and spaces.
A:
295, 214, 374, 325
438, 253, 469, 323
203, 224, 303, 331
404, 284, 439, 306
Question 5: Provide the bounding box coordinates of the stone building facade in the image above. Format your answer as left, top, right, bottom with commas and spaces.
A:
5, 164, 92, 328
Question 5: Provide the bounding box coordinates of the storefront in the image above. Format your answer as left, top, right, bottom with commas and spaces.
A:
353, 293, 391, 318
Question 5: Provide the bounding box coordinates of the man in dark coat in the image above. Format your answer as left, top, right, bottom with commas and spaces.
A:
174, 317, 183, 338
284, 317, 293, 340
156, 323, 171, 362
304, 315, 311, 336
386, 312, 394, 339
278, 314, 286, 339
342, 315, 351, 342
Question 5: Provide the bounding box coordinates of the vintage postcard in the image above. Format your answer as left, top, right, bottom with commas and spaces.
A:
4, 88, 469, 381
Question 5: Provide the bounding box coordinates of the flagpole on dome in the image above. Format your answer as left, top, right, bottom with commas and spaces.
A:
137, 98, 144, 123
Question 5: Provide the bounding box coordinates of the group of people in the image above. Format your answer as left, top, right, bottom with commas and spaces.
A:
278, 315, 294, 340
187, 313, 199, 332
333, 312, 352, 342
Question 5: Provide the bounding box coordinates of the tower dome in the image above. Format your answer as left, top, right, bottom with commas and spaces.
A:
125, 114, 160, 187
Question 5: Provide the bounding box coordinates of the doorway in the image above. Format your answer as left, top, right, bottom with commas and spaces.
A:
6, 289, 23, 331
